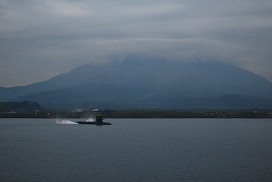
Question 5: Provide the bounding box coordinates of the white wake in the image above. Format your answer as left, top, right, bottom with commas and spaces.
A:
86, 118, 94, 122
56, 119, 78, 124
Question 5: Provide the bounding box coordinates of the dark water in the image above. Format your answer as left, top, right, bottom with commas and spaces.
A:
1, 118, 272, 182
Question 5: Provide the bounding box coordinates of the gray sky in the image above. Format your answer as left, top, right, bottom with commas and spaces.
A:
0, 0, 272, 87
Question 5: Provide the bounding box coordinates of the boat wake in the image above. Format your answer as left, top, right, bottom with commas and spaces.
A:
86, 118, 94, 122
56, 119, 78, 124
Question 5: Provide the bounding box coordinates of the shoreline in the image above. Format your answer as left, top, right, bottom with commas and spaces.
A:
1, 110, 272, 119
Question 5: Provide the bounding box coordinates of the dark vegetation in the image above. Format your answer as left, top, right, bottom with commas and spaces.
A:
1, 108, 272, 118
0, 101, 41, 113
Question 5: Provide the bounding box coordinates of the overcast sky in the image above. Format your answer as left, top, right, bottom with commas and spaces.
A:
0, 0, 272, 87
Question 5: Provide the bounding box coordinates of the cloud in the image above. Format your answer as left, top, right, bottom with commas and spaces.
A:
0, 0, 272, 87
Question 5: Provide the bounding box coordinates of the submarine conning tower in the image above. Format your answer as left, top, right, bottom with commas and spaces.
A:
96, 114, 103, 125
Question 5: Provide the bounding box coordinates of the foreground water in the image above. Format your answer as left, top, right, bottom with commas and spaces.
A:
1, 118, 272, 182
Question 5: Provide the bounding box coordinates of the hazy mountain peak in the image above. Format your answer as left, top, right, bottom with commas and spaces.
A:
1, 58, 272, 109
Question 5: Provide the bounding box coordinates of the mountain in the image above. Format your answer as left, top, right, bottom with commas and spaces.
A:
0, 101, 42, 113
1, 57, 272, 109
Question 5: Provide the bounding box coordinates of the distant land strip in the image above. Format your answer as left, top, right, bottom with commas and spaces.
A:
1, 109, 272, 118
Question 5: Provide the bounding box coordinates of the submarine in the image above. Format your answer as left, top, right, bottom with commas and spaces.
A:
76, 114, 112, 125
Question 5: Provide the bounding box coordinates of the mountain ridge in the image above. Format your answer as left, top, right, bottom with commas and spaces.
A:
1, 58, 272, 109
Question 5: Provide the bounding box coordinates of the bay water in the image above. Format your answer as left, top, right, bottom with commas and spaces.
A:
1, 118, 272, 181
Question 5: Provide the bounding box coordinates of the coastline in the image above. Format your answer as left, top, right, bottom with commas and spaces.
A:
1, 109, 272, 119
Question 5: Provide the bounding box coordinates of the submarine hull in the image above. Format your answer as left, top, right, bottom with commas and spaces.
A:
76, 114, 112, 125
76, 121, 112, 125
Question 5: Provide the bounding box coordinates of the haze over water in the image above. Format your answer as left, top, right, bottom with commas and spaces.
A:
1, 118, 272, 181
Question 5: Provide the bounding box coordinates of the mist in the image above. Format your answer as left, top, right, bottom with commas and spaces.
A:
1, 0, 272, 87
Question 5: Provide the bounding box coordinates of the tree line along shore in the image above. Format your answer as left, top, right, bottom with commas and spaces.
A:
1, 109, 272, 118
1, 101, 272, 118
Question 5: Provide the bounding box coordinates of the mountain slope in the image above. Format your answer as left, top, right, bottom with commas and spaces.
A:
0, 101, 42, 113
2, 57, 272, 109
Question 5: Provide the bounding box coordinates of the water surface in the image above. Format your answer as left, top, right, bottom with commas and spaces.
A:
1, 118, 272, 181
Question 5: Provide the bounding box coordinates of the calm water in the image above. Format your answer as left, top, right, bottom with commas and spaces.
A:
1, 118, 272, 182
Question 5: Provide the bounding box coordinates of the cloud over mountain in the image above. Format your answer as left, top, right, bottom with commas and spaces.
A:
0, 0, 272, 87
